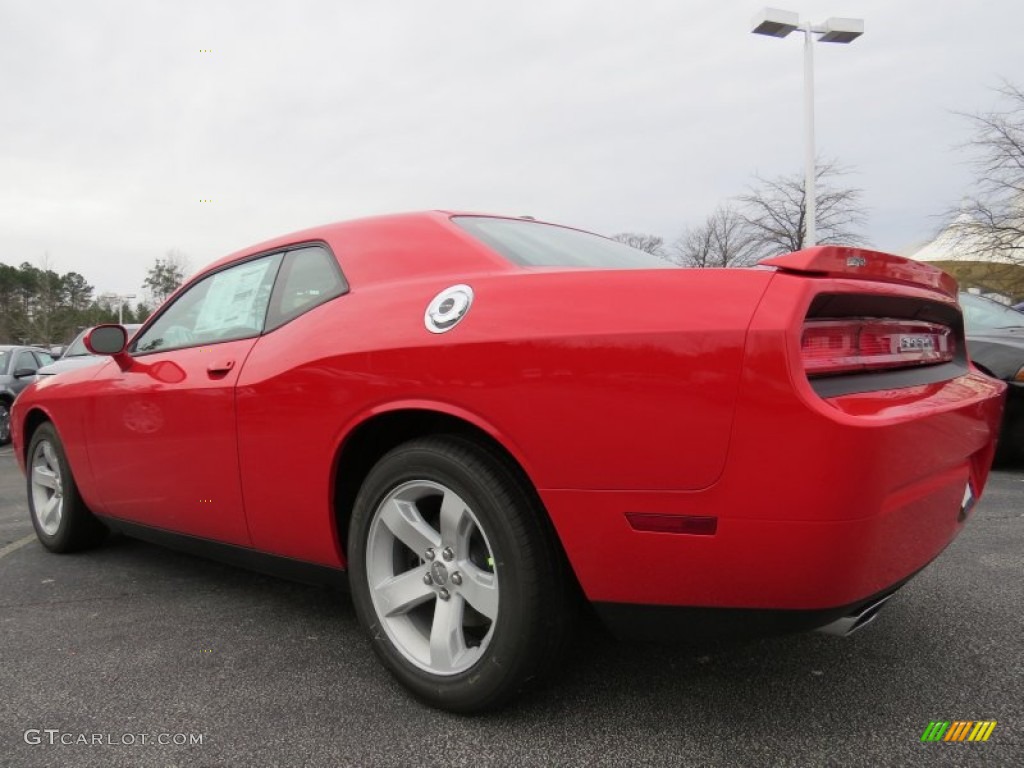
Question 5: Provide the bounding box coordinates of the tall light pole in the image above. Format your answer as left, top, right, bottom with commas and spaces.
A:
751, 8, 864, 248
99, 293, 137, 324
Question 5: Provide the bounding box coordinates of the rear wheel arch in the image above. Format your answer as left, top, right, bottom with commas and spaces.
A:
331, 409, 562, 563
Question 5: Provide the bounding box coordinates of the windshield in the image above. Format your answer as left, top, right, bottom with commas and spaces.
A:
453, 216, 676, 270
0, 351, 9, 373
62, 330, 92, 358
960, 293, 1024, 332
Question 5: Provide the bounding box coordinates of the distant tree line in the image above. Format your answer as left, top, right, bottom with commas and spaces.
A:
0, 262, 146, 345
0, 252, 189, 346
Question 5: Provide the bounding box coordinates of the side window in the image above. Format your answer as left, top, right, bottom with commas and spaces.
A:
265, 245, 348, 332
14, 351, 39, 374
133, 254, 283, 354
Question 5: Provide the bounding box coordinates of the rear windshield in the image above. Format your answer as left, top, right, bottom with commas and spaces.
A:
453, 216, 675, 270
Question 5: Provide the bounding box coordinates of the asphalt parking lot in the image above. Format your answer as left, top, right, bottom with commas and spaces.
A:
0, 446, 1021, 768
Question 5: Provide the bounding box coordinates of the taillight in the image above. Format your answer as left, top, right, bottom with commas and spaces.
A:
801, 319, 954, 377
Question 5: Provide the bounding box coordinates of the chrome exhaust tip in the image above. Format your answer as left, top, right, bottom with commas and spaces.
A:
816, 592, 897, 637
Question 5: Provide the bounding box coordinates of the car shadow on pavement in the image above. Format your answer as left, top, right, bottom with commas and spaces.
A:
29, 527, 1014, 740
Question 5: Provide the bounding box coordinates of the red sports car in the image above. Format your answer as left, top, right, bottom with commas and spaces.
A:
11, 212, 1006, 712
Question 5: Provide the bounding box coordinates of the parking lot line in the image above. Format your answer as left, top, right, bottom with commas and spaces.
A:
0, 534, 36, 560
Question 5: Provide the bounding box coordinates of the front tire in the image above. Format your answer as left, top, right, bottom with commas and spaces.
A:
348, 436, 572, 713
0, 400, 11, 446
27, 422, 107, 552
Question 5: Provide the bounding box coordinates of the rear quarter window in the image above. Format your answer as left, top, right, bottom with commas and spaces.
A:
264, 245, 348, 332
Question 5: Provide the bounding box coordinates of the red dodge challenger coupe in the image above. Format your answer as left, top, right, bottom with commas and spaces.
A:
11, 212, 1006, 712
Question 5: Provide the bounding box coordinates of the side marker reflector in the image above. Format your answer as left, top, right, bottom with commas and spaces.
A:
626, 513, 718, 536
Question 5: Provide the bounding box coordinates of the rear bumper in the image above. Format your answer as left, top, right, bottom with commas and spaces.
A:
541, 369, 1005, 614
543, 458, 978, 610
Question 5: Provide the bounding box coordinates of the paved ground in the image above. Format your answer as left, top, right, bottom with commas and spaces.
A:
0, 445, 1021, 767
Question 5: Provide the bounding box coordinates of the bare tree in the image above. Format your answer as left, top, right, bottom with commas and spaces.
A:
143, 250, 191, 305
738, 161, 868, 258
611, 232, 666, 256
671, 205, 759, 268
946, 81, 1024, 265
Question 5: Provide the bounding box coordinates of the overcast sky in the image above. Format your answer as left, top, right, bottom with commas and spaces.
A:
2, 0, 1023, 298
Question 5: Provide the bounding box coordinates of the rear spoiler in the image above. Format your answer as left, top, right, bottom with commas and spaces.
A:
760, 246, 958, 300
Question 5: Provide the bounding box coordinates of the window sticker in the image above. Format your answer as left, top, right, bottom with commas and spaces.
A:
193, 260, 273, 334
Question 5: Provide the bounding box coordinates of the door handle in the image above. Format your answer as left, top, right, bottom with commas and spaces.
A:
207, 359, 235, 376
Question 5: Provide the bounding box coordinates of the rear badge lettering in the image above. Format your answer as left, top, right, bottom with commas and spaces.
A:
898, 335, 936, 352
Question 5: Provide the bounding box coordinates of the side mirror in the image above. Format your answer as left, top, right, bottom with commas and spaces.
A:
85, 325, 128, 355
13, 368, 37, 379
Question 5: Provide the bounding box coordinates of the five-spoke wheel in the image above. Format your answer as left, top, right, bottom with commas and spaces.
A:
26, 422, 106, 552
349, 436, 572, 713
367, 480, 499, 675
30, 439, 65, 536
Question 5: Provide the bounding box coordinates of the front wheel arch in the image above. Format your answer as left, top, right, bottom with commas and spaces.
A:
26, 421, 107, 552
21, 407, 53, 461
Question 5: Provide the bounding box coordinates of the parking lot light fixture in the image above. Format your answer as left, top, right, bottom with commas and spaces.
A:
98, 293, 137, 325
751, 8, 799, 38
751, 8, 865, 247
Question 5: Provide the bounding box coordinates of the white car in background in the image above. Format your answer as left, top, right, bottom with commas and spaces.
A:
36, 324, 143, 379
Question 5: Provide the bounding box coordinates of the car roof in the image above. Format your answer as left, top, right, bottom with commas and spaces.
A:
196, 211, 522, 286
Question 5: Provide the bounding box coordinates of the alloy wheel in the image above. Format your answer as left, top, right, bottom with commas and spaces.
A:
30, 440, 64, 536
366, 480, 499, 675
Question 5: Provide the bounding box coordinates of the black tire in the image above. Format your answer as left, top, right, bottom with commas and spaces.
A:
348, 435, 573, 713
26, 422, 107, 553
994, 392, 1024, 466
0, 399, 11, 446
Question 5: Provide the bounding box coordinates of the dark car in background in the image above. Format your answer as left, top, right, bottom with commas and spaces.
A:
0, 345, 55, 444
961, 292, 1024, 461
